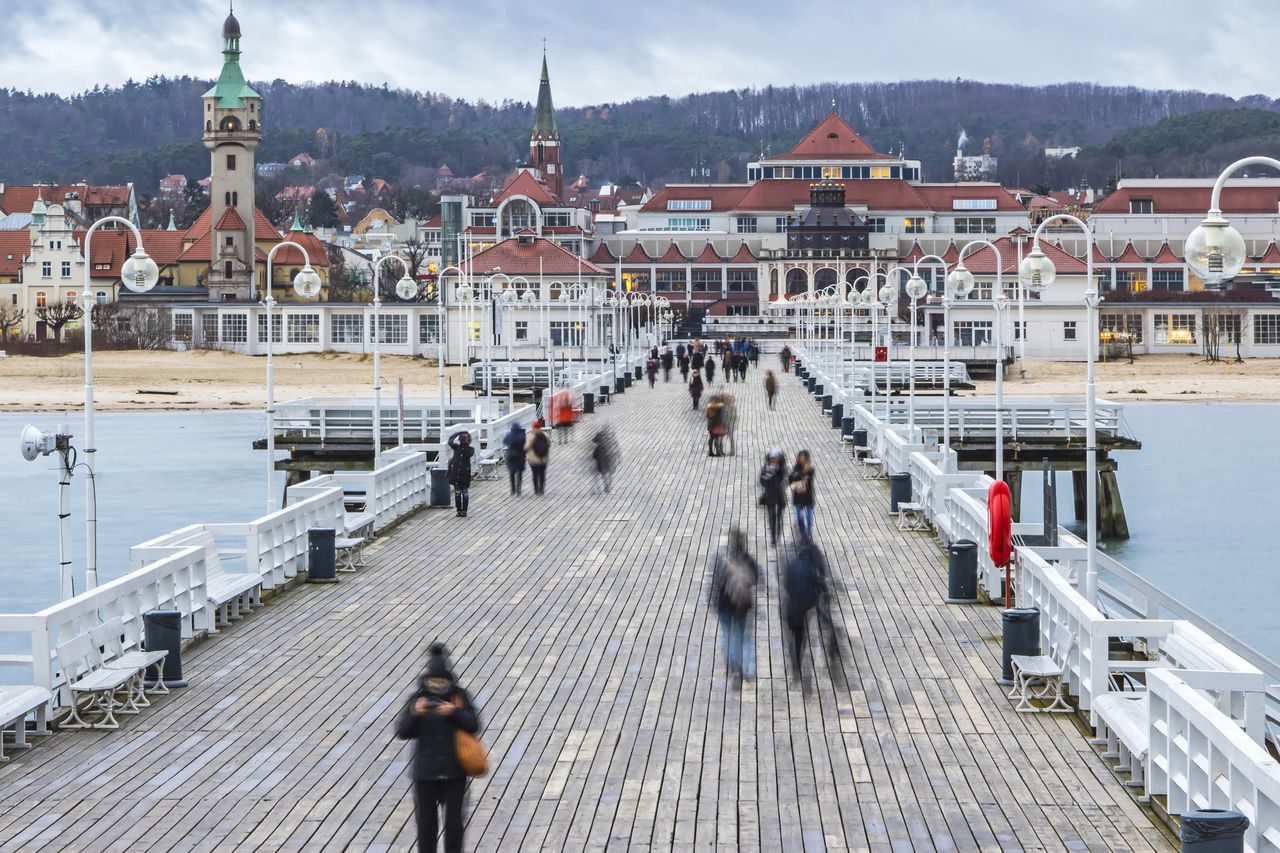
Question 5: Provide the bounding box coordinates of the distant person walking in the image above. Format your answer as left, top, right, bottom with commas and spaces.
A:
502, 422, 527, 495
705, 394, 727, 457
691, 347, 705, 373
721, 393, 738, 456
688, 370, 704, 411
646, 356, 658, 389
395, 643, 482, 853
590, 428, 617, 493
789, 449, 816, 536
661, 347, 674, 382
525, 419, 551, 495
779, 344, 793, 374
758, 449, 788, 546
446, 432, 475, 517
704, 355, 717, 384
710, 529, 759, 684
678, 352, 690, 384
764, 370, 778, 410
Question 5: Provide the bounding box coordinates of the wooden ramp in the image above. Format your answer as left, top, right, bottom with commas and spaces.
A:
0, 369, 1175, 851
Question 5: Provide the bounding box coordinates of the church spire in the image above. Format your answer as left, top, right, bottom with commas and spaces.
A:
531, 50, 558, 140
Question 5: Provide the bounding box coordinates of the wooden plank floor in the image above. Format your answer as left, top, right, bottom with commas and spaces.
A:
0, 363, 1176, 852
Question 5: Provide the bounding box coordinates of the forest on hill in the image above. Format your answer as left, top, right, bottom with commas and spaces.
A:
2, 76, 1277, 194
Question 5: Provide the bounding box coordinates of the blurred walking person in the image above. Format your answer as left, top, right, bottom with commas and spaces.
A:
704, 354, 717, 384
780, 529, 831, 684
646, 356, 658, 389
688, 369, 704, 411
764, 370, 778, 410
446, 431, 475, 517
503, 421, 527, 495
789, 449, 816, 536
525, 419, 551, 495
395, 643, 482, 853
590, 427, 617, 493
661, 347, 674, 382
710, 529, 759, 684
758, 449, 788, 546
678, 351, 690, 383
721, 393, 738, 456
779, 344, 793, 373
705, 394, 727, 457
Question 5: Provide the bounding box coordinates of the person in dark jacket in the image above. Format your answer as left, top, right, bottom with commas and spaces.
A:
446, 432, 475, 517
788, 449, 816, 536
781, 530, 831, 682
395, 643, 481, 853
709, 528, 759, 683
678, 352, 690, 383
764, 370, 778, 410
704, 355, 717, 384
645, 357, 658, 389
590, 427, 617, 493
660, 347, 674, 382
758, 449, 788, 546
779, 344, 793, 373
502, 423, 527, 495
525, 420, 550, 495
688, 370, 704, 411
691, 347, 705, 372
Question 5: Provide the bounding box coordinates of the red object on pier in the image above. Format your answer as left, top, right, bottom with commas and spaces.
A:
988, 480, 1013, 606
874, 346, 888, 363
549, 389, 581, 427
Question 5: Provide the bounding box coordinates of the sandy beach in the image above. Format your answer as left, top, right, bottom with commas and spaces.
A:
0, 350, 1278, 411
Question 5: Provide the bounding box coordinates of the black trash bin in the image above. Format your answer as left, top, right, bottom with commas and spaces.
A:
143, 610, 187, 688
430, 466, 450, 507
583, 392, 595, 413
615, 377, 625, 394
633, 366, 642, 380
1181, 809, 1249, 852
307, 527, 338, 583
806, 376, 817, 393
820, 394, 832, 412
889, 472, 911, 512
852, 428, 868, 453
600, 383, 611, 401
830, 403, 844, 429
1001, 607, 1040, 684
840, 415, 854, 437
946, 540, 979, 603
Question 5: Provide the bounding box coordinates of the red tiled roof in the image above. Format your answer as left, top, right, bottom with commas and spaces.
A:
727, 244, 757, 263
74, 229, 133, 278
176, 229, 212, 263
461, 236, 607, 276
1113, 242, 1146, 264
1151, 242, 1182, 264
911, 184, 1028, 213
639, 184, 750, 214
901, 242, 925, 263
958, 237, 1086, 275
655, 244, 687, 264
1094, 184, 1280, 215
215, 208, 247, 230
0, 183, 131, 216
1028, 195, 1065, 210
1090, 244, 1111, 264
1258, 242, 1280, 265
493, 169, 560, 207
0, 231, 30, 275
735, 179, 929, 212
136, 230, 186, 266
691, 244, 723, 264
589, 244, 617, 265
621, 244, 652, 264
770, 113, 891, 160
273, 231, 329, 266
940, 244, 960, 263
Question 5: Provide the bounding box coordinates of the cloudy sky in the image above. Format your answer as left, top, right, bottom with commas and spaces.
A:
4, 0, 1277, 104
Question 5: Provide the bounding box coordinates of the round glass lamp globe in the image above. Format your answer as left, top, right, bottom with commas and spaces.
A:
947, 267, 976, 298
1017, 249, 1056, 292
456, 284, 473, 301
1185, 216, 1246, 285
121, 250, 160, 293
877, 282, 897, 304
395, 275, 419, 301
904, 274, 928, 300
521, 290, 537, 304
293, 266, 323, 298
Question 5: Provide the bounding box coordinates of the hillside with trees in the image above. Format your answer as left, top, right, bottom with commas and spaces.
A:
3, 76, 1277, 198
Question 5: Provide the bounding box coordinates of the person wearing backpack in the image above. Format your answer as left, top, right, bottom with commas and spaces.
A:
446, 432, 475, 517
525, 419, 551, 495
395, 643, 481, 853
781, 528, 829, 680
710, 529, 759, 683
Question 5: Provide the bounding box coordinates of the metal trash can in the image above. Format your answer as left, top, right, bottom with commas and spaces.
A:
1181, 809, 1249, 852
633, 366, 642, 380
430, 467, 450, 507
889, 472, 911, 512
806, 376, 817, 393
615, 377, 625, 394
946, 540, 979, 603
583, 392, 595, 413
307, 527, 338, 583
1001, 607, 1040, 684
820, 394, 832, 412
852, 428, 868, 452
143, 610, 187, 688
830, 403, 843, 428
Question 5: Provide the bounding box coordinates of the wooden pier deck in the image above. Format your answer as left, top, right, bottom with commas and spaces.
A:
0, 368, 1175, 851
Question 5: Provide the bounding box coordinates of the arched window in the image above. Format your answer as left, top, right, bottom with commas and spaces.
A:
219, 115, 241, 132
96, 291, 107, 305
785, 268, 808, 295
35, 291, 47, 307
502, 199, 537, 233
206, 120, 213, 132
814, 268, 838, 290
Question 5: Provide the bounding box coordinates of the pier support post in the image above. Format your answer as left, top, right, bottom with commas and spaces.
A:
1071, 470, 1087, 522
1098, 470, 1129, 540
1007, 469, 1023, 523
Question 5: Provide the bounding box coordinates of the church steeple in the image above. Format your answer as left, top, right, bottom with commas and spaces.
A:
529, 48, 562, 200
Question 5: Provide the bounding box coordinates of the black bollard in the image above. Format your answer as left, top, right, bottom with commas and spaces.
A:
633, 366, 642, 380
1000, 607, 1040, 684
840, 415, 854, 437
946, 540, 979, 603
1181, 809, 1249, 852
830, 403, 844, 428
143, 610, 188, 688
820, 394, 832, 412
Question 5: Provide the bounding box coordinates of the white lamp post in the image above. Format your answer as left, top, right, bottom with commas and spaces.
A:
83, 218, 158, 590
910, 254, 949, 444
1183, 156, 1265, 286
904, 272, 928, 438
263, 241, 321, 512
1023, 214, 1101, 604
876, 277, 898, 421
369, 254, 415, 467
943, 265, 977, 475
953, 240, 1007, 482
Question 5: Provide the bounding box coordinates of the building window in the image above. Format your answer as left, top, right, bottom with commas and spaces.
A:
1063, 321, 1077, 341
1116, 269, 1147, 293
1129, 199, 1153, 214
1100, 313, 1143, 344
469, 213, 496, 228
1206, 313, 1242, 344
202, 314, 219, 343
775, 217, 789, 233
1151, 269, 1184, 291
332, 313, 363, 344
1012, 320, 1026, 341
173, 313, 194, 343
666, 199, 711, 211
549, 321, 582, 346
60, 261, 71, 278
35, 291, 47, 307
735, 217, 758, 234
222, 313, 248, 343
656, 271, 685, 292
370, 314, 408, 345
691, 270, 719, 291
287, 314, 320, 344
866, 217, 886, 233
257, 313, 282, 343
41, 261, 52, 278
952, 199, 998, 210
666, 217, 710, 231
515, 320, 528, 341
953, 320, 992, 346
1153, 313, 1196, 344
1254, 314, 1280, 344
870, 166, 891, 179
903, 217, 925, 234
955, 217, 997, 234
727, 270, 757, 292
225, 236, 234, 247
95, 291, 107, 306
468, 320, 480, 342
418, 314, 441, 344
227, 154, 236, 171
544, 211, 572, 228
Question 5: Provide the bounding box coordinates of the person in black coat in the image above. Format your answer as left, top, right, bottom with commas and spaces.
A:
758, 449, 788, 545
710, 528, 760, 683
704, 355, 717, 384
678, 352, 690, 383
781, 530, 832, 682
660, 347, 674, 382
688, 370, 704, 411
789, 449, 816, 536
502, 423, 527, 495
395, 644, 481, 853
446, 432, 475, 517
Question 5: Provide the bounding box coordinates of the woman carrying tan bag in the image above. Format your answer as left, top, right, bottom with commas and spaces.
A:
395, 643, 483, 853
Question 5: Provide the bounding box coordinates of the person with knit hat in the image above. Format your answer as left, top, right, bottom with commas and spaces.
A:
395, 643, 481, 853
524, 419, 550, 495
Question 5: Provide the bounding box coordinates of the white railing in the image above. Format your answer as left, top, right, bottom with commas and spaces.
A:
272, 397, 490, 445
842, 362, 972, 390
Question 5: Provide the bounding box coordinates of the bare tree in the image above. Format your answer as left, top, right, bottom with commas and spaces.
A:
35, 301, 84, 343
0, 304, 26, 340
123, 306, 173, 350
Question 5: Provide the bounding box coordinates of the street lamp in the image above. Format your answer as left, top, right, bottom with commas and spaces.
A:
1183, 156, 1270, 285
85, 217, 158, 590
943, 264, 976, 475
904, 272, 928, 439
395, 270, 448, 456
369, 253, 415, 467
1022, 214, 1101, 605
263, 240, 321, 512
501, 285, 519, 411
953, 240, 1007, 483
911, 253, 949, 446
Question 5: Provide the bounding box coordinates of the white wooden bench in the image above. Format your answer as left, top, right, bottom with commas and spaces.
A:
1008, 623, 1075, 713
192, 532, 262, 631
474, 454, 503, 481
1092, 691, 1149, 792
92, 617, 169, 708
337, 511, 376, 572
859, 456, 884, 480
895, 501, 928, 531
56, 632, 138, 729
0, 687, 52, 761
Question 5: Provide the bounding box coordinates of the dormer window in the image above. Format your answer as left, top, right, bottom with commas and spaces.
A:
1130, 199, 1153, 214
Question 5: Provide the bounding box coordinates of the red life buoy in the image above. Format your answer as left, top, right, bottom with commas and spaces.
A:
987, 480, 1012, 567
